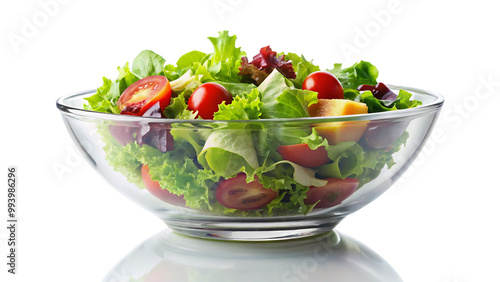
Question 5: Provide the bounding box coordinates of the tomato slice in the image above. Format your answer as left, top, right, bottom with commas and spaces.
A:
216, 173, 278, 210
187, 82, 232, 119
141, 165, 185, 206
304, 178, 358, 208
118, 75, 172, 116
278, 143, 330, 168
302, 71, 343, 99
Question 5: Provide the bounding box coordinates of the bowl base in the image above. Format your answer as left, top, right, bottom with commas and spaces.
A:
164, 217, 343, 241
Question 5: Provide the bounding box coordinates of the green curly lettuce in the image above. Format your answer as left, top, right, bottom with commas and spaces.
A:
285, 52, 321, 88
307, 130, 410, 187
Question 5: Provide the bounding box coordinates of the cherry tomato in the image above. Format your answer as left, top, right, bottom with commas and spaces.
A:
304, 178, 358, 208
302, 71, 343, 99
216, 173, 278, 210
187, 82, 232, 119
141, 164, 185, 206
277, 144, 330, 168
118, 75, 172, 116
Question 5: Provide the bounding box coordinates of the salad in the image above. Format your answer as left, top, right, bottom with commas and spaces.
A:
85, 31, 421, 216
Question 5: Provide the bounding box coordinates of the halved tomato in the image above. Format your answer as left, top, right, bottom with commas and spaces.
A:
118, 75, 172, 116
141, 164, 185, 206
304, 178, 359, 208
216, 173, 278, 210
277, 143, 330, 168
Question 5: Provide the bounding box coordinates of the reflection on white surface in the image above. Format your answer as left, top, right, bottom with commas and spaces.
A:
103, 229, 402, 282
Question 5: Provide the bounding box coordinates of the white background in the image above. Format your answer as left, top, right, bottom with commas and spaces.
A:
1, 0, 499, 281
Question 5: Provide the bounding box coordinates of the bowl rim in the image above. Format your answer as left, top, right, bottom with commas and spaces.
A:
56, 84, 444, 124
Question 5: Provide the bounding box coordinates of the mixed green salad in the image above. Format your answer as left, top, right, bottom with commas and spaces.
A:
85, 31, 421, 216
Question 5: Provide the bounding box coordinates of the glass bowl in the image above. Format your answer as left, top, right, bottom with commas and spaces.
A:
56, 85, 443, 241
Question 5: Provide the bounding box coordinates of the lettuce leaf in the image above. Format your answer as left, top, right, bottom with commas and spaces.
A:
253, 163, 320, 215
163, 70, 202, 119
203, 31, 245, 82
356, 131, 408, 186
163, 64, 184, 81
176, 50, 207, 69
137, 144, 220, 211
213, 88, 262, 121
360, 89, 422, 113
254, 160, 327, 187
169, 69, 202, 93
257, 70, 318, 119
163, 51, 208, 81
317, 141, 366, 179
170, 126, 209, 156
84, 63, 139, 113
311, 130, 409, 187
327, 61, 379, 89
192, 62, 215, 82
100, 124, 220, 211
84, 77, 120, 114
215, 81, 256, 97
98, 125, 144, 188
261, 177, 312, 216
163, 92, 189, 119
393, 90, 422, 109
199, 129, 259, 178
285, 53, 320, 88
131, 50, 166, 78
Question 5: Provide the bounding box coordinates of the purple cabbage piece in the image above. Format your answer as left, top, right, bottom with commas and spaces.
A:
136, 102, 174, 152
108, 124, 137, 146
358, 82, 409, 149
362, 119, 410, 149
109, 102, 174, 152
358, 82, 397, 101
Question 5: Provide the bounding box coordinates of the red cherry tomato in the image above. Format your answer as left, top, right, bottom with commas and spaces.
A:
304, 178, 358, 208
118, 76, 172, 116
187, 82, 232, 119
141, 164, 185, 206
216, 173, 278, 210
277, 144, 330, 168
302, 71, 343, 99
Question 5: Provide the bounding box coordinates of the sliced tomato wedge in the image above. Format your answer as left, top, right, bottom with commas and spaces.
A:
216, 173, 278, 210
277, 143, 330, 168
118, 75, 172, 116
304, 178, 359, 208
141, 164, 185, 206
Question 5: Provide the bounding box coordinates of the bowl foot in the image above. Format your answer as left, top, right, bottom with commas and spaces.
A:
164, 217, 343, 241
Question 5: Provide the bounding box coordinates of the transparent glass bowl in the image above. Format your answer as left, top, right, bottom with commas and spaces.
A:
56, 85, 443, 241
